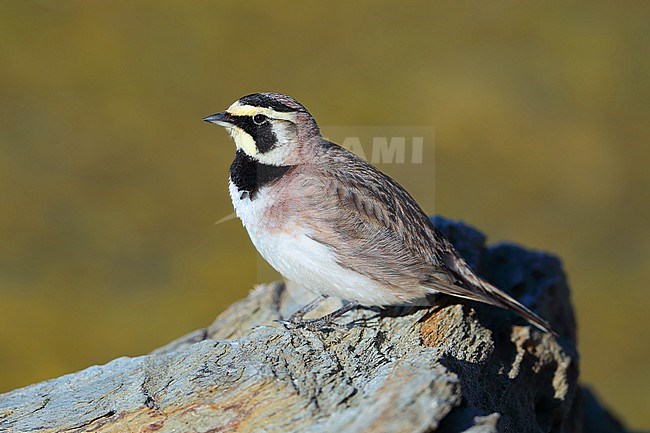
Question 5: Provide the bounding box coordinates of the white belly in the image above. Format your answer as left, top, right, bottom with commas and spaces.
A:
228, 181, 400, 305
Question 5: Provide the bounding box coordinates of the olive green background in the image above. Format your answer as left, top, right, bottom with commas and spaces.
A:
0, 1, 648, 428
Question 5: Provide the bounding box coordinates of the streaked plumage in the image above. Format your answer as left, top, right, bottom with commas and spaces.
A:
204, 92, 553, 333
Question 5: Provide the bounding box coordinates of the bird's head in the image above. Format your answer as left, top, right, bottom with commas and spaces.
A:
203, 92, 320, 166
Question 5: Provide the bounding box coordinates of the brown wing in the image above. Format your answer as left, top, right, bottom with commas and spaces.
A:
301, 143, 449, 289
301, 142, 553, 333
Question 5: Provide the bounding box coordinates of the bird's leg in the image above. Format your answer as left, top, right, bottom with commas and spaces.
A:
286, 294, 328, 323
285, 301, 361, 331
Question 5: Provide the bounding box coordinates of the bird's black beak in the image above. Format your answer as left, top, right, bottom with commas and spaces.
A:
202, 112, 234, 127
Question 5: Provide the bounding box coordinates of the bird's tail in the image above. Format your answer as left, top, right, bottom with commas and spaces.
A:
477, 280, 555, 335
436, 249, 556, 335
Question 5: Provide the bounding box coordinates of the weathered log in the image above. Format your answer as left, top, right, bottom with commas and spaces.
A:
0, 217, 628, 433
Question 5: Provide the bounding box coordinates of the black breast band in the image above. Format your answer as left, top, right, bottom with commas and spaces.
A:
229, 150, 293, 200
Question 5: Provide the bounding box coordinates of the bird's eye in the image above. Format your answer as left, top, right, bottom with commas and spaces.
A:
253, 114, 267, 125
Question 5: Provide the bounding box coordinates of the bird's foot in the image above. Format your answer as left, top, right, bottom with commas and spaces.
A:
277, 316, 348, 332
284, 295, 327, 324
277, 301, 360, 332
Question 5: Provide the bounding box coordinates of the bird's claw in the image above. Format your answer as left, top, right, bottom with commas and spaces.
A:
274, 318, 348, 332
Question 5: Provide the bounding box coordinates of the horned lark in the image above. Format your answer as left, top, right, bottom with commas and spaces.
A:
203, 92, 553, 333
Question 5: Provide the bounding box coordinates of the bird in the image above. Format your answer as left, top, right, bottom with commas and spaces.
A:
203, 92, 553, 334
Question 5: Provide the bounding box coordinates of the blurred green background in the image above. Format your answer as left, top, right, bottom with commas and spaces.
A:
0, 0, 648, 428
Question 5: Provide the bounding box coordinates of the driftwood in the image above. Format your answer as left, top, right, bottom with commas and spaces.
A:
0, 217, 628, 433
